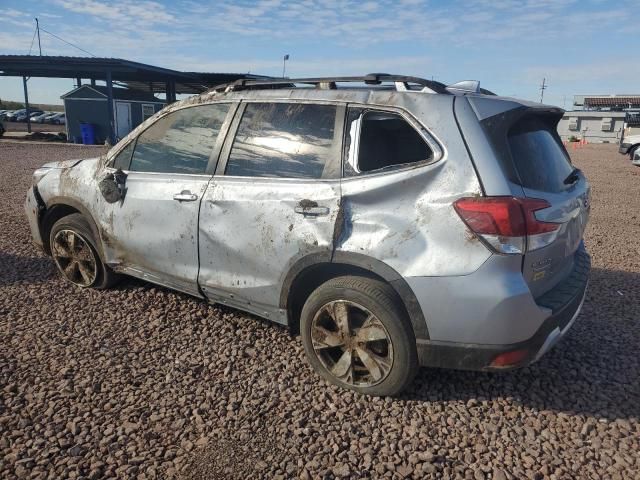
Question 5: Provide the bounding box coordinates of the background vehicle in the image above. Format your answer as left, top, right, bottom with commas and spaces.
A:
0, 120, 4, 137
619, 112, 640, 162
24, 74, 590, 396
32, 112, 52, 123
14, 110, 44, 122
6, 109, 25, 122
48, 112, 66, 124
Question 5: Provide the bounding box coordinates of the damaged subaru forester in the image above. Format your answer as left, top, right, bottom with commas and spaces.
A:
25, 75, 590, 396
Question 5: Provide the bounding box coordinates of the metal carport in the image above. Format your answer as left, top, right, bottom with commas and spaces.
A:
0, 55, 266, 143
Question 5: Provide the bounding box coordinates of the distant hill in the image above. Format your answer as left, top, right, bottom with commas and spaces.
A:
0, 100, 64, 112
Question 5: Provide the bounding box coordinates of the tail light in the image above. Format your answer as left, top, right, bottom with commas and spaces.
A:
453, 196, 560, 254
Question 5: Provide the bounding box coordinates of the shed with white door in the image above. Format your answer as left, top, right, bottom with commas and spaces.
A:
61, 85, 165, 144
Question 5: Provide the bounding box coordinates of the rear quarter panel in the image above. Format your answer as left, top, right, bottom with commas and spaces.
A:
336, 93, 491, 277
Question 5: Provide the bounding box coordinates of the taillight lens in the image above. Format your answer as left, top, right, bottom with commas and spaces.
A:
454, 196, 560, 254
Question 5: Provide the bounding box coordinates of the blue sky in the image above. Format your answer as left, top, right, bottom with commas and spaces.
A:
1, 0, 638, 107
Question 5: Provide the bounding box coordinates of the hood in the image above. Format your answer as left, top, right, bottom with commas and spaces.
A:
40, 158, 87, 170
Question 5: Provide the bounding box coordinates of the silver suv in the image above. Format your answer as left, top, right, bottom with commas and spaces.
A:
25, 75, 591, 396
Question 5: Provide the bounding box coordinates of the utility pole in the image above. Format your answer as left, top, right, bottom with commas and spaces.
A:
35, 18, 42, 56
539, 77, 547, 103
282, 54, 289, 78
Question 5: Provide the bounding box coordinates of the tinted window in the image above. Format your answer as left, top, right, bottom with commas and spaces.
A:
226, 103, 338, 179
129, 103, 230, 174
508, 117, 573, 192
345, 109, 432, 176
112, 140, 135, 170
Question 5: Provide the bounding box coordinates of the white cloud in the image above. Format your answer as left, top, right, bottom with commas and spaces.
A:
51, 0, 175, 25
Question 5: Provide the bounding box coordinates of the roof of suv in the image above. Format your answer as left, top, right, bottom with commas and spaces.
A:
210, 74, 496, 96
156, 74, 564, 122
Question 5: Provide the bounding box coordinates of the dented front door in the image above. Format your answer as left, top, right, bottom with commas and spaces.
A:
98, 172, 211, 297
97, 102, 234, 297
197, 101, 344, 322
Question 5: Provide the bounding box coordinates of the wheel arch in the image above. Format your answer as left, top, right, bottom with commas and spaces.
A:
281, 252, 429, 340
40, 196, 104, 260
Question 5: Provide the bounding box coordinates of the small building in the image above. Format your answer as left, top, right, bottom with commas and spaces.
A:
61, 85, 165, 144
557, 111, 626, 143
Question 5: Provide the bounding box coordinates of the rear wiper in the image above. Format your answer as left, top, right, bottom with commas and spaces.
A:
563, 167, 581, 185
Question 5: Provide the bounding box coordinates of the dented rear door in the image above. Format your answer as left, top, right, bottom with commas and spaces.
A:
197, 101, 344, 322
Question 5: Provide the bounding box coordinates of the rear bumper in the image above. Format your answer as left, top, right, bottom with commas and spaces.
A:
415, 246, 591, 370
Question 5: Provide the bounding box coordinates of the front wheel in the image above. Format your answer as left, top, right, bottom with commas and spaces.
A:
49, 213, 119, 289
300, 276, 418, 396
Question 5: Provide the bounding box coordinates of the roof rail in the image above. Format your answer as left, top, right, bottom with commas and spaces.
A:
212, 73, 450, 94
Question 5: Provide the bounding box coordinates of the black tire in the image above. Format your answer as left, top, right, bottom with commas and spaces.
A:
49, 213, 119, 289
629, 145, 638, 161
300, 275, 418, 396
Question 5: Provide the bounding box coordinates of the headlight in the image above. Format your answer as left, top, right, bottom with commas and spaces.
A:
32, 167, 52, 185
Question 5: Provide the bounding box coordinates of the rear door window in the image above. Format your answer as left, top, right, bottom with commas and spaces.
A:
508, 117, 574, 193
344, 108, 433, 176
225, 102, 340, 179
129, 103, 230, 174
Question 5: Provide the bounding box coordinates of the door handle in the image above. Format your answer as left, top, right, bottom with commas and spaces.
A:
173, 190, 198, 202
294, 205, 330, 216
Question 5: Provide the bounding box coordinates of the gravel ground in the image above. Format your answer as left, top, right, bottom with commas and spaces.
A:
1, 141, 638, 479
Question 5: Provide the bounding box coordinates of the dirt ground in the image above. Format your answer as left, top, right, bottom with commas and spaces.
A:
0, 142, 638, 479
2, 122, 66, 133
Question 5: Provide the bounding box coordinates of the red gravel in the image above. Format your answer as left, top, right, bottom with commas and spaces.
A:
1, 141, 638, 479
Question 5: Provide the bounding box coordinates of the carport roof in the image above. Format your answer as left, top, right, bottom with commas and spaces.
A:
0, 55, 266, 94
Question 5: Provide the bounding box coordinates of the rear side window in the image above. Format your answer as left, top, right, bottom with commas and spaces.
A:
345, 108, 433, 176
508, 117, 573, 193
129, 103, 230, 174
225, 103, 339, 179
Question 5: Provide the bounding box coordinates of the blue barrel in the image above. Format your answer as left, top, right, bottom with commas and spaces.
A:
80, 123, 96, 145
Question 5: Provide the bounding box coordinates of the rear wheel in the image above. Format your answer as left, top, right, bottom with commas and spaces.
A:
300, 276, 418, 396
50, 213, 119, 289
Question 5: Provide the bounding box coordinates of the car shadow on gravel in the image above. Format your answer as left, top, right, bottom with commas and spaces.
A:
404, 267, 640, 421
0, 252, 56, 286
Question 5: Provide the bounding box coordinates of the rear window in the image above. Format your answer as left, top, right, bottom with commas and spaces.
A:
508, 117, 573, 193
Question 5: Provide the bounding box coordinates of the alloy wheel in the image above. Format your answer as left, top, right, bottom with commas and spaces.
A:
310, 300, 394, 387
52, 229, 98, 287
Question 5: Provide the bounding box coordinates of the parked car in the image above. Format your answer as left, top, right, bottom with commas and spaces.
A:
24, 74, 591, 396
0, 110, 14, 120
6, 109, 26, 121
0, 120, 4, 137
32, 112, 52, 123
15, 110, 44, 122
619, 112, 640, 165
48, 112, 66, 125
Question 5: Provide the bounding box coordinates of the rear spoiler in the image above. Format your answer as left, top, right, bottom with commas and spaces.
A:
447, 80, 497, 96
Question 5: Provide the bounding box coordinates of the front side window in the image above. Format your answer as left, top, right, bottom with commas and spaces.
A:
129, 103, 230, 174
112, 140, 135, 170
345, 108, 433, 176
225, 102, 339, 179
